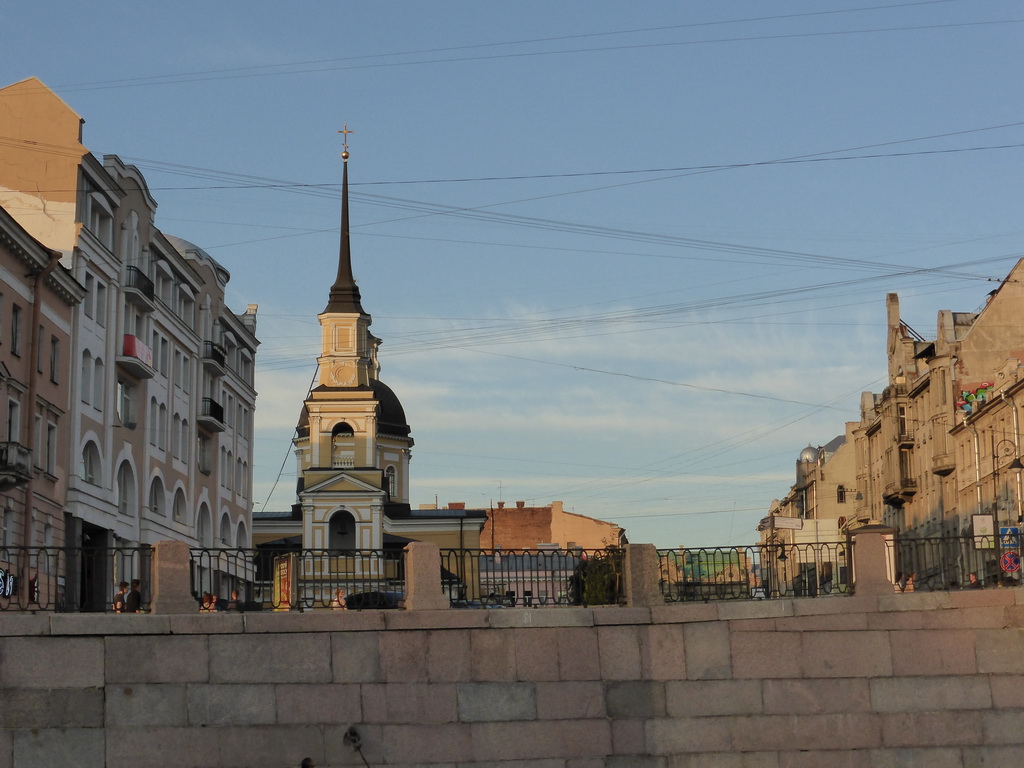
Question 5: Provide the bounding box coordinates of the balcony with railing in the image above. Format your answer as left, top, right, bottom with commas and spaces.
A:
201, 341, 227, 377
0, 442, 32, 490
123, 265, 155, 310
198, 397, 225, 432
116, 334, 156, 379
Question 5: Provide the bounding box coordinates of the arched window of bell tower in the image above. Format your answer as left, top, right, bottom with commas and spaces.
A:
328, 509, 357, 550
385, 465, 396, 498
332, 422, 355, 468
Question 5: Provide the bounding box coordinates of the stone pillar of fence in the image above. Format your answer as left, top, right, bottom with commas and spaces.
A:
150, 540, 198, 614
403, 541, 449, 611
624, 543, 662, 608
850, 526, 896, 597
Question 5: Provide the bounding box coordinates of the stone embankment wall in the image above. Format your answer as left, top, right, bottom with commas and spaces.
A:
4, 585, 1024, 767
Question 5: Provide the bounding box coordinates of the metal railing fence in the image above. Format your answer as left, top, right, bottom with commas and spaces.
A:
658, 542, 852, 602
0, 545, 151, 612
438, 547, 624, 608
189, 547, 405, 611
891, 534, 1022, 591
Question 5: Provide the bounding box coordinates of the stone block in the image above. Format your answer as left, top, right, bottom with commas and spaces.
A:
611, 718, 646, 755
791, 595, 877, 617
644, 716, 733, 754
211, 724, 325, 768
730, 631, 801, 679
881, 711, 984, 748
640, 623, 686, 680
384, 609, 484, 631
599, 625, 643, 680
0, 613, 50, 636
470, 627, 516, 681
380, 629, 429, 682
167, 613, 244, 634
962, 744, 1024, 768
866, 611, 926, 630
870, 675, 991, 712
50, 613, 170, 635
514, 626, 560, 681
977, 628, 1024, 673
244, 609, 383, 633
674, 755, 779, 768
535, 680, 606, 720
0, 728, 9, 768
863, 748, 963, 768
324, 723, 385, 766
778, 749, 871, 768
209, 633, 332, 683
606, 680, 666, 718
948, 588, 1015, 608
105, 683, 186, 726
0, 636, 103, 688
13, 728, 104, 768
471, 720, 612, 761
425, 628, 472, 682
732, 713, 883, 752
982, 710, 1024, 744
557, 626, 602, 680
774, 612, 868, 632
717, 600, 792, 621
889, 628, 977, 676
275, 682, 362, 724
106, 635, 209, 683
364, 681, 458, 724
595, 606, 652, 625
762, 678, 870, 714
989, 674, 1024, 708
923, 606, 1006, 629
684, 621, 734, 680
799, 630, 892, 678
667, 679, 762, 717
381, 723, 473, 765
0, 687, 103, 728
649, 603, 718, 624
103, 726, 220, 768
877, 591, 948, 612
331, 630, 381, 683
487, 607, 594, 628
187, 683, 276, 726
458, 681, 536, 721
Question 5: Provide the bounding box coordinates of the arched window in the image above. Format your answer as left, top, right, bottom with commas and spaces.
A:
158, 404, 167, 449
116, 462, 136, 517
80, 351, 92, 405
173, 488, 187, 522
236, 520, 247, 548
837, 485, 847, 504
332, 422, 354, 468
219, 513, 232, 547
328, 510, 357, 550
149, 398, 159, 445
82, 441, 101, 485
149, 476, 165, 516
93, 358, 105, 410
385, 465, 396, 498
235, 458, 243, 495
226, 450, 233, 491
196, 503, 212, 547
172, 414, 181, 459
180, 420, 189, 461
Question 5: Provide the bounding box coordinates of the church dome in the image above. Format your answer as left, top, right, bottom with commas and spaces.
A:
373, 379, 411, 437
798, 444, 818, 463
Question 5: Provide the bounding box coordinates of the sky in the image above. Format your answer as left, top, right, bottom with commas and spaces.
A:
3, 1, 1023, 548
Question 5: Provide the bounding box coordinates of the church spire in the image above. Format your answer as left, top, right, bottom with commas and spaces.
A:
324, 125, 365, 314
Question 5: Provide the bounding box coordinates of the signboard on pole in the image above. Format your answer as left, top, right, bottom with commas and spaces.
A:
1001, 551, 1021, 573
974, 514, 996, 549
1001, 526, 1021, 549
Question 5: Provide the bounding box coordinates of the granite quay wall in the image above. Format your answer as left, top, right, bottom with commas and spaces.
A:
4, 534, 1024, 767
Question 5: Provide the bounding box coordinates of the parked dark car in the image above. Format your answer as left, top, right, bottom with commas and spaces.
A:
345, 591, 404, 610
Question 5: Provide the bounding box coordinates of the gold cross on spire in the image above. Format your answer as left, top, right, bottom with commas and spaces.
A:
338, 124, 354, 160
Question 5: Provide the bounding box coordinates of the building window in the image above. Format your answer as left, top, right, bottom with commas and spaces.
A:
46, 422, 56, 475
93, 359, 104, 410
36, 325, 44, 373
385, 465, 396, 498
80, 352, 92, 405
116, 462, 136, 517
7, 399, 19, 443
173, 488, 187, 522
84, 274, 94, 319
837, 485, 847, 504
198, 434, 211, 474
11, 305, 22, 356
117, 381, 134, 427
82, 442, 101, 485
49, 336, 59, 384
96, 283, 107, 327
149, 477, 165, 517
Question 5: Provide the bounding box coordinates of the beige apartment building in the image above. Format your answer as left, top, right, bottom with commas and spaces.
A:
769, 260, 1024, 586
0, 78, 258, 606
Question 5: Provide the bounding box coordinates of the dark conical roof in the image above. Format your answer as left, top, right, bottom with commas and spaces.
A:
324, 156, 366, 314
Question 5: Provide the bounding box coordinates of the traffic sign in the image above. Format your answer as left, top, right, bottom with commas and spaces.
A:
1001, 551, 1021, 573
1001, 526, 1021, 548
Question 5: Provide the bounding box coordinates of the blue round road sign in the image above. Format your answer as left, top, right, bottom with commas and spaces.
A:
1001, 551, 1021, 573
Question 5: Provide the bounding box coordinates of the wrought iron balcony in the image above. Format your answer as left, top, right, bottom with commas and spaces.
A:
198, 397, 226, 432
123, 266, 155, 310
202, 341, 227, 377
